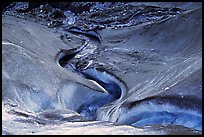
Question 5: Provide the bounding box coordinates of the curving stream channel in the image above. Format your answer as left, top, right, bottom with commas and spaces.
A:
56, 28, 126, 120
55, 28, 202, 131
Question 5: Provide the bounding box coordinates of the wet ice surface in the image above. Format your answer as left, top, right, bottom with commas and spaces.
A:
117, 96, 202, 131
2, 2, 202, 135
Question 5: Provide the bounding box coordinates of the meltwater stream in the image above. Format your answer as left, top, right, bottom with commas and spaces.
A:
58, 61, 126, 120
54, 21, 202, 131
76, 68, 126, 120
56, 28, 126, 121
56, 41, 202, 131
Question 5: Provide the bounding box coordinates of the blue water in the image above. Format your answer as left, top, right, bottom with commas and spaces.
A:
81, 68, 123, 99
77, 94, 114, 120
119, 100, 202, 131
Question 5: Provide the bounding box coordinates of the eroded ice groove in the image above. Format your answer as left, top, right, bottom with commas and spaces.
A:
55, 40, 89, 67
75, 68, 127, 120
66, 27, 102, 42
81, 68, 126, 99
116, 96, 202, 131
64, 67, 127, 121
56, 56, 127, 120
55, 30, 127, 120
